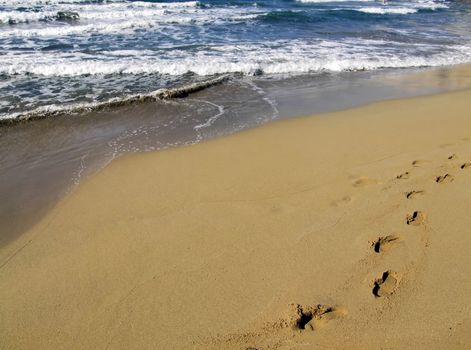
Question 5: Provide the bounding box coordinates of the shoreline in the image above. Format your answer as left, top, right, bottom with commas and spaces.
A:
3, 63, 471, 126
1, 63, 471, 248
1, 88, 471, 349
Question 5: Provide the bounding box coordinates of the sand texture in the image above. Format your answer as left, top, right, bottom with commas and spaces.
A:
1, 90, 471, 349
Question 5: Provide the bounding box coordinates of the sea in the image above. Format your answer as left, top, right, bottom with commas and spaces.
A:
1, 0, 471, 121
1, 0, 471, 242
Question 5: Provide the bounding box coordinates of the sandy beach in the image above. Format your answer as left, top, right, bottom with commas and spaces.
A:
1, 88, 471, 349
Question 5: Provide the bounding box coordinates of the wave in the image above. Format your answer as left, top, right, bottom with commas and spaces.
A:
0, 3, 261, 37
0, 1, 202, 25
0, 0, 189, 5
296, 0, 448, 13
0, 0, 199, 9
0, 16, 259, 38
296, 0, 371, 3
355, 7, 418, 14
0, 10, 83, 24
0, 11, 55, 24
0, 74, 230, 123
0, 0, 448, 30
353, 1, 448, 15
2, 39, 470, 77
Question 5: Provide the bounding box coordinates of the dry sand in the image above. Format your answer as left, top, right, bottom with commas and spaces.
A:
1, 88, 471, 349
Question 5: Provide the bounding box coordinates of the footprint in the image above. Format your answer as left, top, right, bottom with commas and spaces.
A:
435, 174, 454, 183
372, 271, 401, 298
353, 177, 378, 187
372, 235, 402, 253
405, 190, 425, 199
287, 304, 347, 331
448, 154, 457, 160
331, 195, 353, 207
396, 171, 410, 180
412, 160, 430, 167
461, 163, 471, 170
406, 211, 426, 226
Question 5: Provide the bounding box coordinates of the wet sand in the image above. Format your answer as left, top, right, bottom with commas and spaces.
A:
1, 86, 471, 349
2, 65, 471, 248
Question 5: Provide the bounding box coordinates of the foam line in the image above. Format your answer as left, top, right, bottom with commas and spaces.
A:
0, 74, 230, 125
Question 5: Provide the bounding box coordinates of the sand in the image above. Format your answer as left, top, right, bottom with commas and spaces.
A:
1, 89, 471, 349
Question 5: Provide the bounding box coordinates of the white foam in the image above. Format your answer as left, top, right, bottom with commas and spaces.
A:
2, 39, 470, 78
356, 7, 417, 14
0, 1, 202, 27
0, 0, 125, 5
193, 100, 225, 130
0, 2, 261, 38
297, 0, 372, 3
299, 0, 449, 14
0, 10, 57, 24
410, 0, 448, 10
0, 0, 448, 39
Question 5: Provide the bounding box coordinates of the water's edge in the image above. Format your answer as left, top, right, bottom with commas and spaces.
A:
1, 64, 471, 247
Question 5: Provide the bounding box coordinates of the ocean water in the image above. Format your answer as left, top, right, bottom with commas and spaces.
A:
1, 0, 471, 121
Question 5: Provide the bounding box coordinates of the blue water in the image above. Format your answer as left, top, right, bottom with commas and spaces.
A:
1, 0, 470, 120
